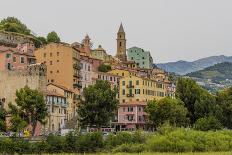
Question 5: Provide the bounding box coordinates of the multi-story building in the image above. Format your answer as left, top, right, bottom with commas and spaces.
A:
46, 83, 76, 133
34, 43, 81, 123
0, 43, 36, 71
34, 43, 81, 91
127, 46, 153, 69
71, 34, 91, 57
113, 75, 167, 131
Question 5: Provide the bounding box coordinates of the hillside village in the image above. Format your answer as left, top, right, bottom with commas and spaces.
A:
0, 18, 175, 135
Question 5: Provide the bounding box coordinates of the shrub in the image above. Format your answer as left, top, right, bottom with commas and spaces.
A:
194, 116, 223, 131
105, 132, 133, 148
112, 143, 145, 153
46, 134, 66, 153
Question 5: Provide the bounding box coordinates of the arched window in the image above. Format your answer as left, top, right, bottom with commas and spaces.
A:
120, 42, 122, 46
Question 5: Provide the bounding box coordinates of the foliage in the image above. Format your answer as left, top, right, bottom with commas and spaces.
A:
98, 64, 112, 72
34, 36, 47, 48
145, 97, 189, 128
112, 143, 145, 153
47, 31, 61, 43
8, 86, 47, 136
0, 17, 31, 35
78, 80, 119, 128
175, 78, 222, 127
194, 116, 223, 131
0, 109, 6, 131
216, 87, 232, 129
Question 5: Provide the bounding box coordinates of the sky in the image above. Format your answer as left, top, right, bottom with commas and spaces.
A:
1, 0, 232, 63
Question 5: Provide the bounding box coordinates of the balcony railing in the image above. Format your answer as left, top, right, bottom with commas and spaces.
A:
126, 85, 134, 88
73, 72, 81, 78
73, 64, 81, 70
73, 82, 82, 88
127, 94, 134, 97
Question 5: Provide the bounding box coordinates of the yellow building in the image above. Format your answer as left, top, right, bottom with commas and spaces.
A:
46, 83, 77, 133
109, 68, 138, 77
119, 75, 167, 104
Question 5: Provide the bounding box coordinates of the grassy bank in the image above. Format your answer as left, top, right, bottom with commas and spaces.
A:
43, 153, 232, 155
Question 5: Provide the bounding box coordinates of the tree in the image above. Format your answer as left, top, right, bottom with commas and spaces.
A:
0, 108, 6, 131
98, 64, 112, 72
216, 87, 232, 129
145, 97, 189, 129
78, 80, 119, 129
34, 36, 47, 48
47, 31, 60, 43
194, 116, 223, 131
0, 17, 31, 35
9, 86, 47, 136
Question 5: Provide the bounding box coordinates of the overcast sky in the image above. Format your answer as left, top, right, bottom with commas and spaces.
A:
1, 0, 232, 63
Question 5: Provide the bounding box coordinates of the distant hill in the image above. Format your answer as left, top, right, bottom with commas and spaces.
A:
186, 62, 232, 83
156, 55, 232, 75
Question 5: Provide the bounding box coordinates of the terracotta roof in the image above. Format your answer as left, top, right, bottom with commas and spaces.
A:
47, 83, 74, 93
46, 90, 65, 97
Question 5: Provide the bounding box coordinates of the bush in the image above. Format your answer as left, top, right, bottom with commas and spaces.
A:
77, 132, 104, 153
194, 116, 223, 131
105, 132, 133, 148
98, 64, 111, 72
46, 134, 66, 153
112, 143, 145, 153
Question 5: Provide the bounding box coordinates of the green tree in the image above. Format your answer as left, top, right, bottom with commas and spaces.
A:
194, 116, 223, 131
9, 86, 47, 136
145, 97, 189, 129
216, 87, 232, 129
34, 36, 47, 48
0, 17, 31, 35
47, 31, 60, 43
0, 108, 6, 131
98, 64, 112, 72
78, 80, 119, 129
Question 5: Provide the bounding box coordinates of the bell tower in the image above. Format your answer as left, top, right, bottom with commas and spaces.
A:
116, 23, 127, 61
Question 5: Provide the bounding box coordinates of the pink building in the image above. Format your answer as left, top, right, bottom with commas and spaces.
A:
114, 101, 148, 131
0, 43, 35, 71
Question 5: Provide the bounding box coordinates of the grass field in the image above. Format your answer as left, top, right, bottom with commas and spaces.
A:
45, 153, 232, 155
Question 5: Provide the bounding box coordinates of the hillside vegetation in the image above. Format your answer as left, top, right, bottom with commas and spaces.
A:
187, 62, 232, 83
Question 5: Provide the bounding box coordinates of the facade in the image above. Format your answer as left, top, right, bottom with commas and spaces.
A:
0, 31, 34, 47
0, 64, 47, 111
0, 43, 36, 71
34, 43, 81, 91
116, 23, 127, 62
91, 45, 115, 63
127, 46, 153, 69
46, 83, 76, 133
93, 71, 121, 88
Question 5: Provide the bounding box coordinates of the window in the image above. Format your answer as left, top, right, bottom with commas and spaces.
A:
57, 52, 59, 56
57, 60, 59, 62
57, 70, 59, 73
88, 65, 90, 71
7, 63, 11, 70
122, 89, 125, 95
128, 115, 133, 121
122, 73, 124, 76
50, 61, 52, 65
50, 53, 52, 57
50, 71, 53, 74
135, 89, 140, 94
6, 53, 11, 58
143, 62, 145, 64
44, 53, 46, 57
110, 77, 112, 81
122, 99, 125, 103
128, 107, 133, 112
131, 57, 133, 60
129, 81, 132, 87
13, 57, 16, 62
136, 80, 139, 85
51, 79, 54, 82
122, 81, 125, 86
20, 57, 24, 63
142, 57, 145, 59
119, 42, 122, 46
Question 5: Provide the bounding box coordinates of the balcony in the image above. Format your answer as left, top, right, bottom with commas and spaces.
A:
73, 64, 81, 70
73, 72, 81, 78
127, 94, 134, 97
73, 82, 82, 88
126, 85, 134, 88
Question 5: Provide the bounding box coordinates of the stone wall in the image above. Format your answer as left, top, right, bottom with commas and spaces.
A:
0, 63, 47, 110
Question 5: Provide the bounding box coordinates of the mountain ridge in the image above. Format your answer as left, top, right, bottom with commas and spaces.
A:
156, 55, 232, 75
